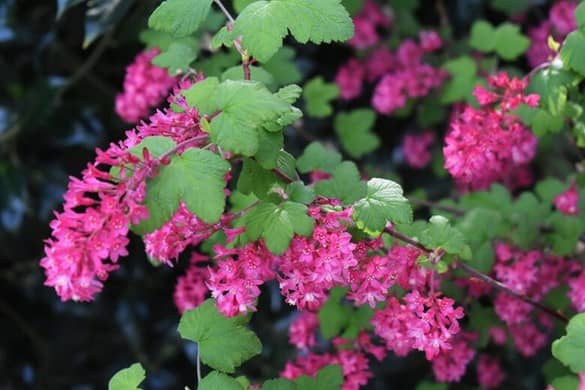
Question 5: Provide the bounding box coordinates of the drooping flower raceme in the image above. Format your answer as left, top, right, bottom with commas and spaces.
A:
402, 131, 435, 169
42, 98, 209, 302
115, 48, 177, 123
443, 73, 539, 191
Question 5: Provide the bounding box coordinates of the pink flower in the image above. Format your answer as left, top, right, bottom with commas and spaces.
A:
431, 333, 476, 382
526, 1, 577, 67
443, 73, 538, 191
173, 253, 209, 313
41, 103, 210, 302
569, 269, 585, 312
477, 355, 506, 389
554, 185, 580, 215
289, 312, 319, 349
348, 0, 391, 49
403, 131, 435, 169
115, 48, 177, 123
372, 292, 465, 360
420, 30, 443, 52
335, 59, 365, 100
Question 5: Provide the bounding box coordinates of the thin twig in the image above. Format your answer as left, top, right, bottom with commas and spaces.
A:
196, 345, 202, 384
457, 261, 568, 323
213, 0, 235, 24
385, 227, 569, 323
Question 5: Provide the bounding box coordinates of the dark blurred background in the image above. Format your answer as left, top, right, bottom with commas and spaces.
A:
0, 0, 556, 389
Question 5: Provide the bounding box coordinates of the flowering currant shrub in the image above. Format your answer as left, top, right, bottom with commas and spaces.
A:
41, 0, 585, 389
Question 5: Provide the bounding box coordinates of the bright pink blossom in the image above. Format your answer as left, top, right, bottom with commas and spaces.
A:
115, 48, 177, 123
443, 73, 539, 191
281, 349, 373, 390
527, 1, 577, 67
289, 312, 319, 349
431, 333, 475, 382
569, 269, 585, 312
477, 354, 506, 389
348, 0, 391, 49
420, 30, 443, 52
403, 131, 435, 169
173, 253, 209, 313
207, 242, 278, 316
554, 185, 580, 215
335, 59, 365, 100
372, 291, 465, 360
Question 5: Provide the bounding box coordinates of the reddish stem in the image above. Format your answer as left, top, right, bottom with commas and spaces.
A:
385, 227, 569, 323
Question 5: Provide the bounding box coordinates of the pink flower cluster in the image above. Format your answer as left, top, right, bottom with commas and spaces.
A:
336, 31, 445, 107
173, 252, 209, 313
289, 312, 320, 350
371, 35, 446, 114
115, 48, 177, 123
431, 332, 476, 382
207, 242, 279, 316
491, 243, 570, 356
144, 203, 221, 265
527, 1, 577, 67
41, 136, 152, 301
443, 73, 539, 191
282, 332, 383, 390
348, 0, 391, 49
42, 90, 210, 301
554, 184, 580, 215
476, 354, 506, 389
372, 291, 465, 362
569, 269, 585, 312
402, 131, 435, 169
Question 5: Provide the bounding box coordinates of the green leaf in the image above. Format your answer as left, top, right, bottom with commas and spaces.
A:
318, 287, 351, 339
352, 178, 412, 235
552, 313, 585, 374
108, 363, 145, 390
342, 305, 374, 339
494, 23, 530, 60
295, 365, 344, 390
237, 158, 282, 199
314, 161, 366, 204
210, 80, 292, 156
536, 178, 566, 204
211, 26, 235, 49
148, 0, 213, 37
440, 56, 478, 104
468, 303, 500, 347
264, 47, 302, 86
245, 201, 315, 254
420, 215, 471, 260
576, 2, 585, 30
139, 29, 179, 51
470, 20, 496, 52
178, 300, 262, 373
221, 66, 276, 90
303, 77, 339, 118
490, 0, 530, 15
133, 149, 230, 234
543, 358, 574, 384
341, 0, 364, 15
195, 51, 241, 77
276, 84, 303, 104
233, 0, 353, 62
261, 378, 297, 390
414, 382, 447, 390
296, 142, 342, 173
561, 30, 585, 76
152, 40, 198, 73
255, 129, 284, 169
199, 372, 244, 390
546, 213, 585, 255
182, 77, 221, 113
551, 376, 580, 390
334, 109, 380, 158
286, 181, 315, 204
